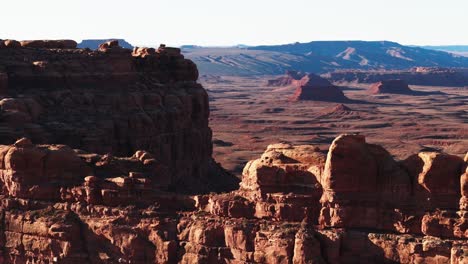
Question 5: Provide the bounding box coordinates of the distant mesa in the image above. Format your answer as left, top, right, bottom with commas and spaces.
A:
267, 70, 306, 87
77, 39, 133, 50
291, 73, 349, 102
180, 45, 203, 49
369, 79, 414, 94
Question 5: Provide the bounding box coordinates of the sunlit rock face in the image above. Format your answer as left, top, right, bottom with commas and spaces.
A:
0, 39, 466, 264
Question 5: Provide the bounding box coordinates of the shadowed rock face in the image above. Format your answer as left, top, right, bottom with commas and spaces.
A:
0, 134, 466, 263
291, 74, 349, 102
369, 79, 414, 94
0, 39, 237, 194
0, 40, 466, 264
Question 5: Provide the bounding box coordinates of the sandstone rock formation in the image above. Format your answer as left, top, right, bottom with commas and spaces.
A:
0, 134, 465, 263
291, 73, 349, 102
267, 71, 306, 87
369, 79, 415, 94
190, 135, 467, 263
0, 39, 466, 264
0, 39, 237, 194
19, 39, 78, 49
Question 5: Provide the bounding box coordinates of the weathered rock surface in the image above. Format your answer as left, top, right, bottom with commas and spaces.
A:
0, 134, 465, 263
19, 39, 78, 49
0, 40, 466, 264
369, 79, 415, 94
0, 39, 237, 194
291, 74, 349, 102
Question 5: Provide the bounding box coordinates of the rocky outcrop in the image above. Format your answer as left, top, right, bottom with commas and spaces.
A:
0, 134, 466, 263
291, 74, 349, 102
266, 71, 306, 87
0, 39, 466, 263
19, 39, 78, 49
0, 39, 237, 194
319, 135, 466, 239
319, 134, 415, 231
369, 79, 414, 94
195, 143, 327, 222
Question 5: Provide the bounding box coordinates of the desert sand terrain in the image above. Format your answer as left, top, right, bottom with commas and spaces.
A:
204, 76, 468, 175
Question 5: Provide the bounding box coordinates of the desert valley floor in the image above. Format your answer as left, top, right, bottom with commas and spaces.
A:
205, 76, 468, 175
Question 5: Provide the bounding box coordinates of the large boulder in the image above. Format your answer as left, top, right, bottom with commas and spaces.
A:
403, 152, 464, 209
319, 134, 413, 231
0, 138, 90, 200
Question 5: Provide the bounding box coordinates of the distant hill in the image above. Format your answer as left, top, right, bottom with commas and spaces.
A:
77, 39, 133, 50
183, 41, 468, 76
419, 45, 468, 52
418, 45, 468, 57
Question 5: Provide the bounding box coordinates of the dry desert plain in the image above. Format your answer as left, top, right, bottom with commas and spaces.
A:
202, 76, 468, 175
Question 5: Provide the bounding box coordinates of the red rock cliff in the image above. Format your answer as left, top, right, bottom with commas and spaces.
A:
0, 39, 466, 264
0, 40, 237, 193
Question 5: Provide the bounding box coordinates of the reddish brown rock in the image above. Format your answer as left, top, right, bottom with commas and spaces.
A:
369, 79, 414, 94
0, 135, 466, 263
0, 138, 90, 200
461, 166, 468, 210
98, 39, 122, 52
132, 46, 157, 58
291, 73, 349, 102
3, 39, 21, 48
267, 71, 306, 87
0, 41, 234, 193
319, 103, 359, 118
20, 39, 77, 49
293, 226, 325, 264
0, 39, 466, 263
320, 134, 413, 230
403, 151, 464, 209
238, 143, 326, 222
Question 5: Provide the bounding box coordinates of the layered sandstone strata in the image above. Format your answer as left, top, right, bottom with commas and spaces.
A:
0, 39, 466, 264
0, 135, 466, 263
0, 39, 237, 193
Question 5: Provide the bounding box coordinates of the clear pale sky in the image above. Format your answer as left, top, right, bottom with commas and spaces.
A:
2, 0, 466, 47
